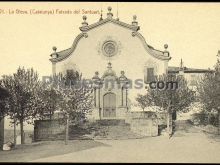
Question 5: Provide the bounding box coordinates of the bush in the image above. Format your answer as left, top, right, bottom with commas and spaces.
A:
191, 112, 207, 125
191, 112, 218, 126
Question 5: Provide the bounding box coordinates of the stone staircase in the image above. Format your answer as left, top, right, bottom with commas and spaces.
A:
96, 119, 127, 126
84, 119, 145, 139
175, 120, 193, 131
35, 119, 146, 141
173, 119, 200, 137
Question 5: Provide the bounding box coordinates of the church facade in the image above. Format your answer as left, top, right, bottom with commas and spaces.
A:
49, 7, 171, 121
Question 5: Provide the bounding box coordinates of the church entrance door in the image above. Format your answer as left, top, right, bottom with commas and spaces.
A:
103, 93, 116, 118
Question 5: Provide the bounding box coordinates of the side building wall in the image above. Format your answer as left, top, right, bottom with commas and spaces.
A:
0, 117, 4, 150
34, 119, 65, 141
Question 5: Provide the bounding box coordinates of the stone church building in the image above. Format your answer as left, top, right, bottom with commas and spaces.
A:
49, 6, 171, 121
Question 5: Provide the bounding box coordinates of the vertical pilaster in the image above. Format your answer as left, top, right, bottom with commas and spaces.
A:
164, 60, 168, 74
94, 88, 96, 107
51, 46, 58, 76
98, 88, 101, 120
52, 62, 56, 76
121, 87, 123, 106
125, 88, 128, 107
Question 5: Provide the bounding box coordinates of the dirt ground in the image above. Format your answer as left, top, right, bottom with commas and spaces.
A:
1, 120, 220, 163
0, 140, 107, 162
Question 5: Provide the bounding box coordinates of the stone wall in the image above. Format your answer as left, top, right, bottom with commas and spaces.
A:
34, 119, 65, 141
116, 107, 128, 119
126, 111, 158, 137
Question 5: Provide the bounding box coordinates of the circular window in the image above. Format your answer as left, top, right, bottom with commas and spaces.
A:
102, 41, 118, 57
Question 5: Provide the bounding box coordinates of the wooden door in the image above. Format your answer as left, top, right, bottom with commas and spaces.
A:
103, 93, 116, 118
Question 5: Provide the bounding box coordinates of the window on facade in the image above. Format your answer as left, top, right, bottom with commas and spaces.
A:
145, 68, 155, 83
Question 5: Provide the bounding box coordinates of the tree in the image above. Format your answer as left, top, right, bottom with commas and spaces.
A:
0, 67, 41, 144
48, 72, 93, 144
0, 86, 10, 117
137, 74, 195, 137
0, 76, 18, 145
36, 85, 60, 120
135, 94, 151, 111
197, 55, 220, 134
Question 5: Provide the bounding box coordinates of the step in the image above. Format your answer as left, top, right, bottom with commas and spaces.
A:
96, 119, 127, 126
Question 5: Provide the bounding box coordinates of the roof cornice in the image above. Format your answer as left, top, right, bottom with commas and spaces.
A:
50, 33, 86, 63
133, 32, 171, 61
50, 17, 171, 63
79, 18, 140, 32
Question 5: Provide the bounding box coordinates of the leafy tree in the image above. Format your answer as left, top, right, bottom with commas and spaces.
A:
197, 55, 220, 134
0, 76, 18, 145
46, 72, 93, 144
0, 86, 10, 117
137, 74, 195, 136
135, 94, 151, 111
0, 67, 41, 144
35, 84, 61, 120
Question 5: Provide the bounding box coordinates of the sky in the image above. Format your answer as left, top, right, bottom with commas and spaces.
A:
0, 2, 220, 79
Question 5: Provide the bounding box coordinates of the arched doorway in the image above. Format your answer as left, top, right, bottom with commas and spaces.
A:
103, 92, 116, 118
